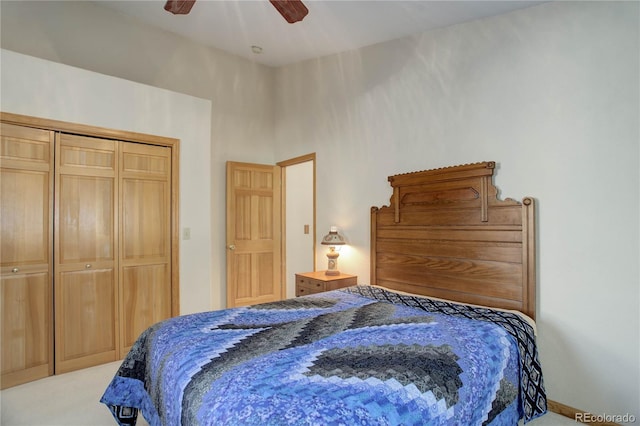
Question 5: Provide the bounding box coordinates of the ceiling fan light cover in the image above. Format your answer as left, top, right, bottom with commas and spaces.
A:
269, 0, 309, 24
164, 0, 196, 15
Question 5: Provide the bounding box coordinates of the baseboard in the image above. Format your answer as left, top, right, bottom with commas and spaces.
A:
548, 399, 625, 425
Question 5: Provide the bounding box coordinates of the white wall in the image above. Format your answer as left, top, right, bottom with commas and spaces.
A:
0, 49, 213, 315
0, 0, 278, 311
284, 161, 315, 298
274, 1, 639, 419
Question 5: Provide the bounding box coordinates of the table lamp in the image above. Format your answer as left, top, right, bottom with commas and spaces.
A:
321, 226, 346, 275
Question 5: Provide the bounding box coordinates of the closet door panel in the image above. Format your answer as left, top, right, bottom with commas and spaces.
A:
0, 273, 50, 388
122, 179, 169, 259
55, 268, 116, 372
119, 143, 171, 356
55, 134, 118, 373
0, 123, 53, 389
121, 264, 171, 349
58, 139, 115, 172
57, 175, 115, 262
0, 170, 49, 265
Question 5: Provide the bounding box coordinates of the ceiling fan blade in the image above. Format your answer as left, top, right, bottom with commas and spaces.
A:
164, 0, 196, 15
269, 0, 308, 24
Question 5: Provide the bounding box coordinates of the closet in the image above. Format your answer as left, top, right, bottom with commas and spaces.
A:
1, 116, 178, 388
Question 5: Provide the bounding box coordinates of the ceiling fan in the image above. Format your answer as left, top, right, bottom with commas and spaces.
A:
163, 0, 309, 24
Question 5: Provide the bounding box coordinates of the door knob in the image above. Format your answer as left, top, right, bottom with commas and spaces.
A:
228, 244, 236, 250
11, 267, 19, 273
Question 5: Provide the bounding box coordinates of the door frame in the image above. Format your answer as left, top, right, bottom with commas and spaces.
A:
0, 112, 181, 316
277, 153, 317, 294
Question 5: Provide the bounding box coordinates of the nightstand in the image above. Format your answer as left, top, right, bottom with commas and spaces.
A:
295, 271, 358, 297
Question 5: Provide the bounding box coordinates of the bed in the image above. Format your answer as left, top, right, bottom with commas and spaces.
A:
101, 161, 547, 425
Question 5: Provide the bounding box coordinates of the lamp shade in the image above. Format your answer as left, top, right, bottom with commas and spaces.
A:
321, 226, 346, 245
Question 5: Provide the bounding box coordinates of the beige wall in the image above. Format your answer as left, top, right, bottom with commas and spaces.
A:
2, 0, 638, 419
274, 1, 639, 419
1, 48, 216, 316
284, 161, 315, 298
1, 0, 277, 311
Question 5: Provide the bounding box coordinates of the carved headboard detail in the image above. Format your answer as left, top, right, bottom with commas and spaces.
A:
370, 162, 537, 319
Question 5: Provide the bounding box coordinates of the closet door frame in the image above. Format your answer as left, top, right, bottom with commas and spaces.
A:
0, 112, 181, 317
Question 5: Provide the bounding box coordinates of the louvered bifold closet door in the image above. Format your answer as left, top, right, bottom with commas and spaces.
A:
119, 142, 172, 357
54, 133, 119, 373
0, 123, 54, 389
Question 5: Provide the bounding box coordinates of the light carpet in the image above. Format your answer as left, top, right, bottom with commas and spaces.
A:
1, 361, 575, 425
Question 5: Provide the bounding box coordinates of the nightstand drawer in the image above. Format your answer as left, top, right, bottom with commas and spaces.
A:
295, 285, 320, 297
295, 277, 325, 296
325, 276, 357, 290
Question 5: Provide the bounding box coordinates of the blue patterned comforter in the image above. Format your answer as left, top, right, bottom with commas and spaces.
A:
101, 285, 546, 425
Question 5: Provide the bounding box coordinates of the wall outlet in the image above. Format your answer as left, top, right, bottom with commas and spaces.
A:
183, 227, 191, 240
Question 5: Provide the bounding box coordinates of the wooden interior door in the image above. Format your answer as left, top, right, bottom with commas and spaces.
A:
226, 161, 282, 307
54, 133, 118, 373
0, 123, 54, 389
119, 142, 172, 357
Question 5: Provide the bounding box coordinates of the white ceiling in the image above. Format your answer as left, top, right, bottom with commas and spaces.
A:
94, 0, 545, 67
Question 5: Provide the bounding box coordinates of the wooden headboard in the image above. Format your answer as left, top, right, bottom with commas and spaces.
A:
370, 162, 537, 319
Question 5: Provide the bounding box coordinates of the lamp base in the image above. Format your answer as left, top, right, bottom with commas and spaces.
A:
325, 250, 340, 276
